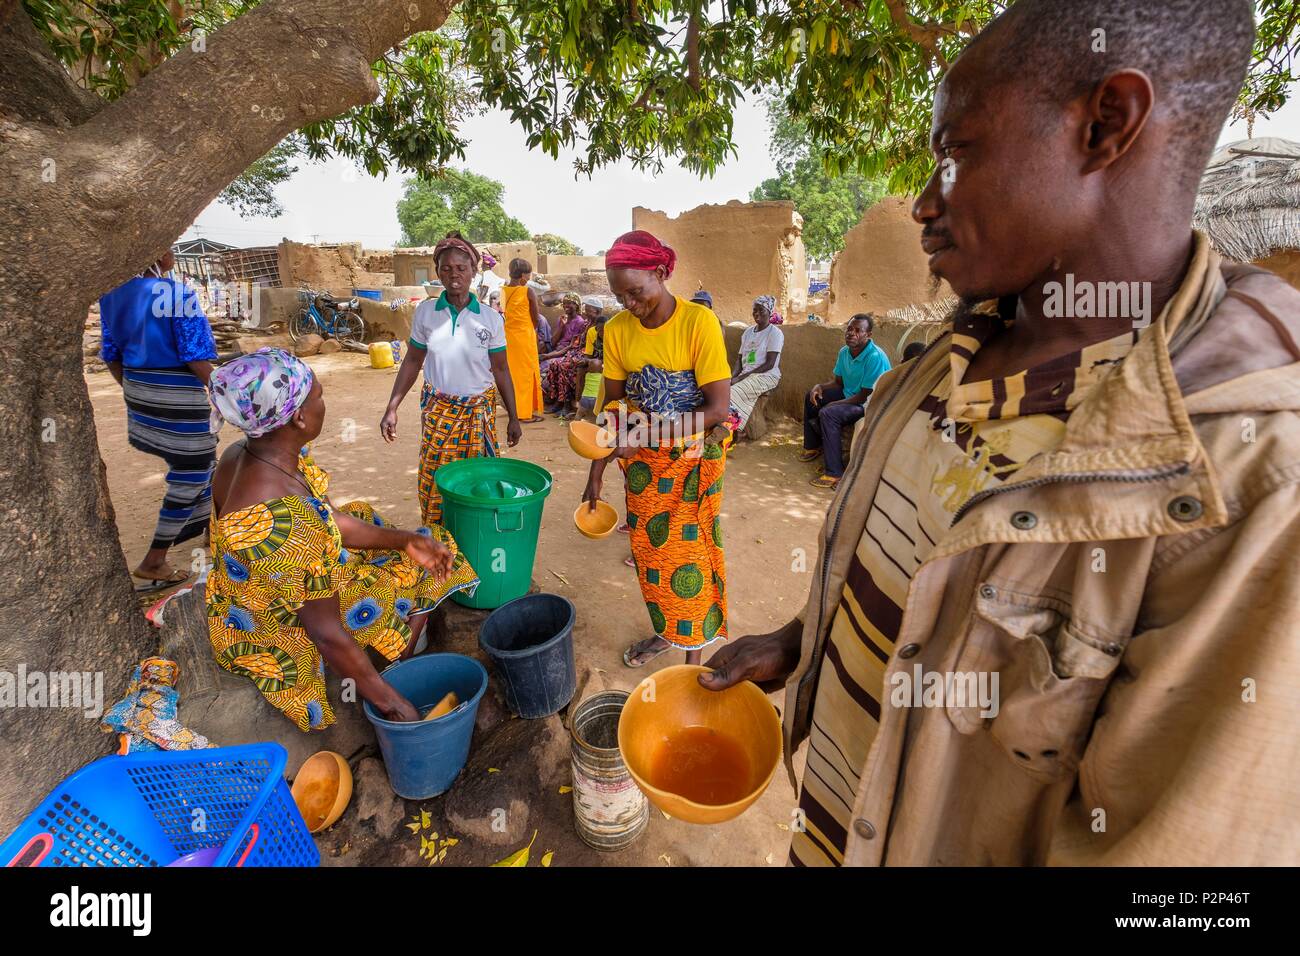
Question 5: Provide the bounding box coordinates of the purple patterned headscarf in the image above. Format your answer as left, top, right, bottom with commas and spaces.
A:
209, 348, 315, 437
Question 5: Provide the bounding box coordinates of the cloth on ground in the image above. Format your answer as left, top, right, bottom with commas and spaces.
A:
101, 657, 211, 753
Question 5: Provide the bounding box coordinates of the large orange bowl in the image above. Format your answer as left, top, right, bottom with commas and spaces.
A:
568, 420, 616, 460
574, 500, 619, 539
618, 664, 782, 825
291, 751, 353, 834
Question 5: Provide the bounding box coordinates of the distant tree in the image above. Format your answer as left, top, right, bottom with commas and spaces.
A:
752, 97, 886, 260
217, 137, 303, 218
532, 233, 583, 256
396, 170, 530, 246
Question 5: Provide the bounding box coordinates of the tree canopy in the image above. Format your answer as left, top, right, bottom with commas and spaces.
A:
396, 169, 529, 246
29, 0, 1300, 205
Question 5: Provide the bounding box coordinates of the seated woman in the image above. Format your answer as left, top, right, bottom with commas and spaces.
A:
728, 295, 785, 436
544, 295, 604, 417
206, 348, 479, 730
540, 293, 591, 403
565, 301, 608, 420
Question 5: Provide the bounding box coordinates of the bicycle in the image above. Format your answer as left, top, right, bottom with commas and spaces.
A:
289, 287, 365, 345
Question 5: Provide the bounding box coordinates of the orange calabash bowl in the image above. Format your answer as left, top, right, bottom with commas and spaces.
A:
291, 751, 353, 834
574, 500, 619, 539
568, 420, 616, 460
618, 664, 782, 825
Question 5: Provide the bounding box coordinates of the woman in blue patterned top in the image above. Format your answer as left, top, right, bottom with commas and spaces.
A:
99, 249, 219, 592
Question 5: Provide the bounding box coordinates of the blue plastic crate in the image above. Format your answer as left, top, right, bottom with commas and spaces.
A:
0, 743, 319, 868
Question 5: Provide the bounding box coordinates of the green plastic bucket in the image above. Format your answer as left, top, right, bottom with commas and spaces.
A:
435, 457, 553, 609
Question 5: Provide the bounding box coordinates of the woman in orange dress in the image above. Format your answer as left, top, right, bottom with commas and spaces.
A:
499, 258, 545, 423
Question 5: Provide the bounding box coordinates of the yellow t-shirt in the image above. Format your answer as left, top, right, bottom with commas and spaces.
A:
583, 325, 599, 355
602, 297, 731, 387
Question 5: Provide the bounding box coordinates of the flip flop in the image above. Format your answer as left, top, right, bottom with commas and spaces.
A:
623, 637, 671, 668
623, 555, 636, 567
131, 568, 192, 593
809, 475, 840, 490
797, 450, 820, 462
616, 522, 631, 534
522, 415, 546, 424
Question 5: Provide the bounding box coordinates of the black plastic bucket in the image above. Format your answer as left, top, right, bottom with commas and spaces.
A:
478, 593, 577, 719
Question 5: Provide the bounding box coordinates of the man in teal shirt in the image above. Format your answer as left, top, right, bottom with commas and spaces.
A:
800, 313, 891, 487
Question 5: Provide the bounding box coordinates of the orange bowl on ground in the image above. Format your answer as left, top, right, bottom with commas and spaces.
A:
574, 500, 619, 539
568, 420, 616, 460
618, 664, 782, 825
291, 751, 353, 834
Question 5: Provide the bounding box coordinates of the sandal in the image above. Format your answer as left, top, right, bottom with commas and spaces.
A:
616, 522, 631, 534
623, 636, 672, 668
522, 414, 546, 424
131, 567, 192, 594
810, 474, 840, 490
797, 449, 820, 463
624, 555, 636, 568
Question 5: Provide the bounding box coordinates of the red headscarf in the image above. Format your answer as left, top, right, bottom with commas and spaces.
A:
604, 230, 677, 277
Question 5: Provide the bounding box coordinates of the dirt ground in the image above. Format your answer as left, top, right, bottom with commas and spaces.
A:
86, 353, 831, 867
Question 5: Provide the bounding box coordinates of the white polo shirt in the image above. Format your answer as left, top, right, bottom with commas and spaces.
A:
409, 292, 507, 397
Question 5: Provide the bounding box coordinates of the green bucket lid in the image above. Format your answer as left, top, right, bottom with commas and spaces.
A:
435, 457, 553, 507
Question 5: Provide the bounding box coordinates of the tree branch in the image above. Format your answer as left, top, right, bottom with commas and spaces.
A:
3, 0, 459, 301
686, 12, 701, 93
0, 6, 101, 127
881, 0, 975, 69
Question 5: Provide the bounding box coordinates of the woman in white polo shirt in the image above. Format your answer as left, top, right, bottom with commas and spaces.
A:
381, 232, 523, 525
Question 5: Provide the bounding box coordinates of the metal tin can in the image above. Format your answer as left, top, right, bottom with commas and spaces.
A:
570, 690, 648, 851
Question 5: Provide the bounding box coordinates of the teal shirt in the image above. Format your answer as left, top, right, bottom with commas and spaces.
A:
833, 341, 891, 395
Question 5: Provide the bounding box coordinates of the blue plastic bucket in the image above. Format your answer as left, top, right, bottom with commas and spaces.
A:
352, 288, 382, 300
478, 593, 577, 719
363, 654, 488, 799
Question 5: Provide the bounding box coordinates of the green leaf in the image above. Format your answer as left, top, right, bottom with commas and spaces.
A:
491, 829, 538, 867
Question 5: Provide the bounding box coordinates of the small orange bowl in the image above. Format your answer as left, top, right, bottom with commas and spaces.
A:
568, 420, 616, 460
291, 751, 353, 834
574, 500, 619, 539
618, 665, 782, 825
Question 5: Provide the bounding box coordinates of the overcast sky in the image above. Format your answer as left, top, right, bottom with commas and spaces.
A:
184, 88, 1300, 257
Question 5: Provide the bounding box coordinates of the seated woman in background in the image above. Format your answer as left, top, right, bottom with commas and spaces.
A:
540, 293, 590, 380
728, 295, 785, 436
542, 295, 603, 415
206, 348, 479, 730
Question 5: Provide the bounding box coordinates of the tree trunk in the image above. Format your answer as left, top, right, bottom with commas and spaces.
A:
0, 0, 458, 838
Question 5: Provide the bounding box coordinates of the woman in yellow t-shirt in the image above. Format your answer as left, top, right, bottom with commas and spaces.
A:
582, 231, 732, 668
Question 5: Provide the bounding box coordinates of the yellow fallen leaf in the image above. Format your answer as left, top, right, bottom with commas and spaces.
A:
776, 823, 790, 831
420, 810, 431, 829
443, 837, 459, 847
541, 850, 554, 867
492, 830, 538, 867
658, 853, 673, 866
558, 785, 572, 794
405, 822, 421, 833
488, 768, 499, 773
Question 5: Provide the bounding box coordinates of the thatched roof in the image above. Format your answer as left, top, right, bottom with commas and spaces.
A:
1194, 137, 1300, 262
881, 295, 958, 325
